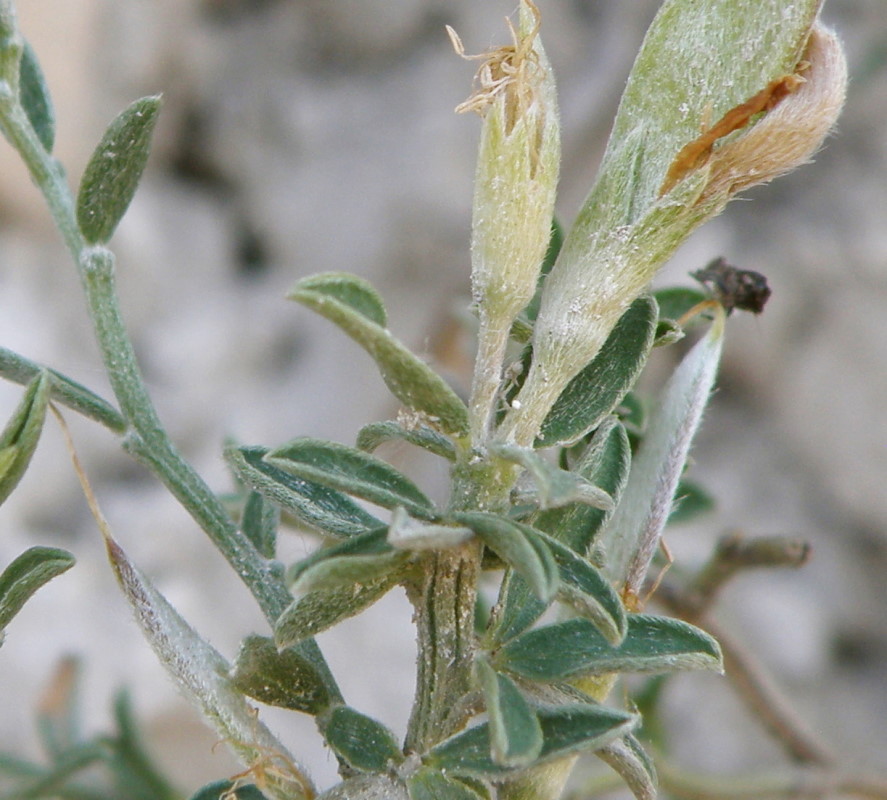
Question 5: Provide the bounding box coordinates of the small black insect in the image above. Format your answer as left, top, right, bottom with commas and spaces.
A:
691, 257, 772, 315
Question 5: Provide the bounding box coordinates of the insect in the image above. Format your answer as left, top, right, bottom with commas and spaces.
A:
691, 257, 772, 315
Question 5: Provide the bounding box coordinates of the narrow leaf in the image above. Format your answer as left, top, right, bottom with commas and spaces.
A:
537, 296, 657, 447
388, 507, 473, 552
0, 347, 126, 433
322, 705, 403, 773
408, 768, 491, 800
231, 635, 332, 714
454, 512, 558, 603
76, 95, 162, 244
595, 735, 658, 800
601, 311, 725, 595
491, 443, 613, 512
0, 371, 51, 506
536, 531, 626, 645
534, 416, 631, 554
241, 491, 278, 559
19, 41, 55, 152
226, 445, 383, 539
357, 420, 458, 461
0, 546, 75, 632
286, 528, 393, 586
425, 704, 636, 778
486, 573, 545, 647
275, 571, 401, 649
103, 533, 313, 800
476, 658, 542, 768
265, 438, 436, 519
290, 273, 469, 436
497, 614, 723, 682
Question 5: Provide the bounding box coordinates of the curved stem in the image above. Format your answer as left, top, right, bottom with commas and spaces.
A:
0, 37, 341, 701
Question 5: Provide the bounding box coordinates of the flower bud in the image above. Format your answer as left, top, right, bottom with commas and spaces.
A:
454, 0, 560, 443
699, 23, 847, 204
499, 20, 846, 447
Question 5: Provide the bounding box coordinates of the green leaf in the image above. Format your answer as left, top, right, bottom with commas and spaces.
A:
231, 635, 332, 714
0, 347, 126, 433
595, 735, 657, 800
534, 416, 631, 554
290, 273, 469, 436
425, 704, 636, 778
388, 507, 474, 552
408, 768, 491, 800
357, 420, 458, 461
497, 614, 722, 682
76, 95, 162, 244
241, 491, 278, 559
103, 532, 313, 800
0, 371, 51, 506
600, 312, 725, 594
19, 41, 55, 152
226, 445, 383, 539
485, 522, 625, 648
275, 571, 402, 649
265, 438, 436, 519
537, 296, 658, 447
287, 528, 394, 586
454, 513, 558, 603
491, 443, 613, 512
322, 705, 403, 773
188, 780, 269, 800
0, 546, 75, 635
537, 531, 626, 646
476, 658, 542, 768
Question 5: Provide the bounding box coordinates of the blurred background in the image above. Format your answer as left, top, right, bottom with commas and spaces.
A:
0, 0, 885, 795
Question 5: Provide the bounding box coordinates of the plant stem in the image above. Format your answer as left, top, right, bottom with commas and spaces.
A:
403, 543, 482, 753
0, 47, 341, 700
468, 317, 511, 445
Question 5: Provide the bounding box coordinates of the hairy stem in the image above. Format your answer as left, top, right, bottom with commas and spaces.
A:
0, 40, 341, 700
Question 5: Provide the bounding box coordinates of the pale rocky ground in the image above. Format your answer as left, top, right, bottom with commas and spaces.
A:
0, 0, 885, 795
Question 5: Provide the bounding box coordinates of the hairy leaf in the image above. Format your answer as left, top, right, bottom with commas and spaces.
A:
357, 420, 458, 462
19, 41, 55, 151
0, 546, 75, 634
266, 438, 436, 519
103, 533, 313, 800
601, 311, 725, 596
322, 705, 403, 773
226, 445, 383, 539
533, 416, 631, 554
425, 704, 636, 777
291, 273, 469, 436
76, 96, 161, 244
408, 769, 491, 800
595, 735, 658, 800
454, 512, 558, 603
497, 614, 723, 682
537, 296, 658, 447
231, 635, 332, 714
0, 371, 51, 506
476, 658, 542, 768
